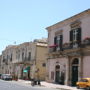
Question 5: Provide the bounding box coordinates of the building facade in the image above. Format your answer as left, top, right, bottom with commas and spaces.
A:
0, 38, 47, 81
0, 55, 2, 73
12, 42, 35, 80
1, 45, 17, 75
46, 9, 90, 86
34, 39, 47, 80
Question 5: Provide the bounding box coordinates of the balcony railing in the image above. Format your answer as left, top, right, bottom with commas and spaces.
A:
22, 57, 31, 62
48, 44, 58, 53
49, 40, 90, 53
63, 41, 90, 50
80, 39, 90, 48
49, 47, 56, 52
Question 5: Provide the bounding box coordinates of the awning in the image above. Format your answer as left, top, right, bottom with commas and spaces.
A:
49, 44, 58, 48
23, 70, 28, 73
23, 66, 30, 73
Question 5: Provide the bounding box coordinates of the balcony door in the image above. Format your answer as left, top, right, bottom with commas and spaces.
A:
73, 29, 78, 48
54, 35, 63, 51
70, 28, 81, 48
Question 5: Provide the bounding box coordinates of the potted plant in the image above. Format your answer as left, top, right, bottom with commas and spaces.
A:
82, 37, 90, 45
84, 37, 90, 41
63, 43, 69, 49
49, 44, 58, 48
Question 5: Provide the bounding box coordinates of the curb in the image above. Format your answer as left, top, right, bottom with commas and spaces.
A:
16, 80, 77, 90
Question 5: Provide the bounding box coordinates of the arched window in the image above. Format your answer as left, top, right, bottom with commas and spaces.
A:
72, 58, 79, 65
55, 65, 60, 69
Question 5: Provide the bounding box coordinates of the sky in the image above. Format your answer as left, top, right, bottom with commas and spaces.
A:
0, 0, 90, 54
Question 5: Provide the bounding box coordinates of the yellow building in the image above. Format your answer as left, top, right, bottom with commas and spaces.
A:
34, 40, 47, 80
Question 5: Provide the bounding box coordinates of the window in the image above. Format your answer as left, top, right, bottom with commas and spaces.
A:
16, 51, 17, 59
42, 63, 46, 67
73, 29, 78, 48
10, 54, 12, 61
70, 21, 81, 48
7, 55, 8, 60
57, 36, 61, 50
16, 50, 20, 59
22, 52, 24, 61
73, 29, 78, 41
54, 35, 63, 51
28, 52, 31, 61
17, 50, 20, 59
3, 56, 5, 62
70, 28, 81, 48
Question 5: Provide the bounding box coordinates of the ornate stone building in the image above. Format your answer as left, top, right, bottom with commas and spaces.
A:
0, 38, 47, 81
1, 45, 17, 75
46, 9, 90, 86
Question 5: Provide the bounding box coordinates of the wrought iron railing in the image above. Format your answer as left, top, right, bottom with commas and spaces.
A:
49, 40, 90, 53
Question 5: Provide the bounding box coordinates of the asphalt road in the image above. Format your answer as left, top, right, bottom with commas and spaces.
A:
0, 80, 58, 90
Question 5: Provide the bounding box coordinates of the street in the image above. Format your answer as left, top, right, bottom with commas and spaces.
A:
0, 80, 58, 90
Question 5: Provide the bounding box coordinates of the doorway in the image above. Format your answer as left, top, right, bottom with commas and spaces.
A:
71, 58, 79, 86
55, 65, 60, 83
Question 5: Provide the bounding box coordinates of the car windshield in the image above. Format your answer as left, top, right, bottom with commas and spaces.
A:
2, 74, 12, 78
80, 79, 88, 82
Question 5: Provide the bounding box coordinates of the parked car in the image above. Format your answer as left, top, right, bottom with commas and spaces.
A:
1, 74, 12, 81
0, 74, 2, 79
76, 78, 90, 89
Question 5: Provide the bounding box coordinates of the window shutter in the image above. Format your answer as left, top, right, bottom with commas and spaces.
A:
77, 28, 81, 46
70, 30, 73, 48
54, 36, 57, 51
54, 36, 57, 45
60, 35, 63, 50
70, 30, 73, 41
77, 28, 81, 41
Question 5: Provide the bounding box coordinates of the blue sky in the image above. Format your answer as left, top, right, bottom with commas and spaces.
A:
0, 0, 90, 53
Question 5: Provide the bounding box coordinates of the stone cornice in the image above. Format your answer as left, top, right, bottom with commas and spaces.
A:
46, 9, 90, 31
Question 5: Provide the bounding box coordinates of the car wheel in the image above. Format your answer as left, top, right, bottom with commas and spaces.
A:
86, 86, 90, 90
76, 85, 80, 89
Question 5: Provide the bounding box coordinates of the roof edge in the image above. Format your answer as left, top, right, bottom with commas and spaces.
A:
46, 9, 90, 31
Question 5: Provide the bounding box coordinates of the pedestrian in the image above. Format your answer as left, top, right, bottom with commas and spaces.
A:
37, 79, 41, 86
31, 78, 35, 86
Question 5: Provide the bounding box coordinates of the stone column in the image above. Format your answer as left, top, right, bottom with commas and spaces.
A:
78, 56, 83, 81
65, 57, 69, 85
67, 56, 71, 86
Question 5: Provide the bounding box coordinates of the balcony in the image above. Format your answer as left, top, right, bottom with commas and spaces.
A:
48, 40, 90, 53
48, 37, 90, 58
48, 44, 58, 53
62, 43, 71, 50
48, 41, 90, 59
81, 38, 90, 48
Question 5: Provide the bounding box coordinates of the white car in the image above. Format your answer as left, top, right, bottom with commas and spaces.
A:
1, 74, 12, 81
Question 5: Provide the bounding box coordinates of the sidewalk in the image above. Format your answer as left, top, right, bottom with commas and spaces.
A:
41, 82, 77, 90
16, 79, 78, 90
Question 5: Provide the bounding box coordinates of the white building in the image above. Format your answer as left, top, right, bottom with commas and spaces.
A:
46, 9, 90, 86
